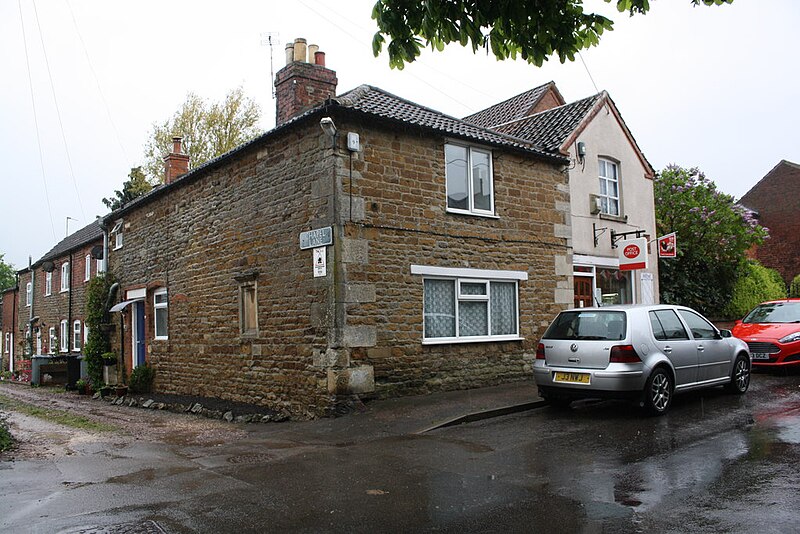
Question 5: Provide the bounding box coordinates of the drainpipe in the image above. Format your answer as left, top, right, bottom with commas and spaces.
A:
27, 257, 33, 357
97, 216, 108, 275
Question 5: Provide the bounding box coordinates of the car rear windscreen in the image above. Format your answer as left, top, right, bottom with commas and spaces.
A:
543, 310, 627, 341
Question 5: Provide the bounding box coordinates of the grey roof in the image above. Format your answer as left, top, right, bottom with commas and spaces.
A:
37, 220, 104, 265
108, 83, 566, 219
335, 85, 561, 160
492, 93, 602, 152
462, 82, 555, 128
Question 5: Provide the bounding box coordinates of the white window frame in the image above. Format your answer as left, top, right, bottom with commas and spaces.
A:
60, 320, 68, 353
48, 327, 56, 354
26, 282, 32, 307
60, 262, 70, 292
153, 287, 168, 340
85, 254, 91, 281
45, 272, 52, 296
444, 143, 496, 217
4, 332, 9, 354
97, 258, 105, 274
411, 265, 525, 345
112, 221, 123, 250
598, 158, 621, 216
73, 320, 82, 351
83, 324, 89, 347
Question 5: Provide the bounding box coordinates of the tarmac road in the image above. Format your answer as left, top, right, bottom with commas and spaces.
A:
1, 370, 798, 533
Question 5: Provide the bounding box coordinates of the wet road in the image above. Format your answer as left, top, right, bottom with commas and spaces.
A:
1, 371, 799, 533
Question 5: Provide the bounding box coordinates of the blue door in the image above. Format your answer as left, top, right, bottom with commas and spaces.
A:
134, 302, 146, 367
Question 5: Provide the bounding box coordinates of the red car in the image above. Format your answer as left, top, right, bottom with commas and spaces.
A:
732, 299, 800, 367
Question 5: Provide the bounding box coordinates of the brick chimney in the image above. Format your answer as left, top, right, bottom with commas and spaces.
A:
274, 38, 337, 126
163, 136, 190, 184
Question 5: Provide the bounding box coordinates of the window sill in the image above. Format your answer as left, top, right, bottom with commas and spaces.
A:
599, 213, 627, 223
422, 336, 524, 346
154, 336, 168, 341
60, 289, 69, 293
446, 208, 500, 220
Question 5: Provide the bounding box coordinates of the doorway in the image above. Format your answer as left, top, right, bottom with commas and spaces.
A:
574, 276, 594, 308
131, 301, 146, 368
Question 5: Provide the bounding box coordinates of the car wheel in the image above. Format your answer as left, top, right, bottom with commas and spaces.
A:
642, 367, 673, 416
725, 353, 750, 394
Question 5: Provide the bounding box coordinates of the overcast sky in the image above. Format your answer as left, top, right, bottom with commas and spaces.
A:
1, 0, 798, 270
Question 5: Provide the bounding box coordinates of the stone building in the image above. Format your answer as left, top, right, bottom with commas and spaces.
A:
12, 222, 104, 382
739, 160, 800, 285
103, 39, 572, 417
466, 82, 659, 307
1, 286, 19, 375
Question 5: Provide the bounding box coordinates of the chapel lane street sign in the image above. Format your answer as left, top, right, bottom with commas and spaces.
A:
299, 226, 333, 250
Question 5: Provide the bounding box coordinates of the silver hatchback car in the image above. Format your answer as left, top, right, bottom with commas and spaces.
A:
533, 304, 751, 415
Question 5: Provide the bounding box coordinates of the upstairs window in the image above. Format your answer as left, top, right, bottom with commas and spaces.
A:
445, 143, 494, 216
60, 262, 70, 292
26, 282, 32, 306
112, 221, 123, 250
598, 158, 620, 216
85, 254, 91, 281
45, 272, 52, 296
153, 288, 168, 340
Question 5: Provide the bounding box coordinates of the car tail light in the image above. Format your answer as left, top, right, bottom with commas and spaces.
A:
536, 343, 545, 360
610, 344, 641, 363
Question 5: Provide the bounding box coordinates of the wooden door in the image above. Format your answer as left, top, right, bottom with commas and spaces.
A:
574, 276, 594, 308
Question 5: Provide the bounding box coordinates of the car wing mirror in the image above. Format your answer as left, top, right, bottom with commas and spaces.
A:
718, 329, 732, 339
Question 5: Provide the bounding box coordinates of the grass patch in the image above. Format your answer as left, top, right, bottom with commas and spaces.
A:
0, 416, 12, 452
0, 393, 118, 432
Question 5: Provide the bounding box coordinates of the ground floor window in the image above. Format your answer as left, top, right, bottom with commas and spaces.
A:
60, 320, 68, 352
573, 263, 634, 306
596, 268, 632, 305
73, 320, 82, 351
48, 327, 56, 354
412, 265, 526, 344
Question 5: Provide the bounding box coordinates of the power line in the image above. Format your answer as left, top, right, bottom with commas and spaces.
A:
578, 51, 600, 94
17, 0, 56, 241
32, 0, 87, 223
66, 0, 130, 165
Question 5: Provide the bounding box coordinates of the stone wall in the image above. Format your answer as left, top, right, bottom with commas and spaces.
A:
108, 120, 339, 417
334, 116, 571, 398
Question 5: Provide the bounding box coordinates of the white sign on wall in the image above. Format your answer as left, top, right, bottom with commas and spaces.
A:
618, 237, 648, 271
313, 247, 326, 278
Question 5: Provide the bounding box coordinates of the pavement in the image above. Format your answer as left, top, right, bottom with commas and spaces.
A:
276, 380, 547, 443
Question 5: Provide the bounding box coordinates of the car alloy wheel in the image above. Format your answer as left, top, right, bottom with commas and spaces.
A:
726, 354, 750, 394
644, 368, 672, 416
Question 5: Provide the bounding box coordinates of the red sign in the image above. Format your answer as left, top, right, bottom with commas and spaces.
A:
619, 237, 648, 271
657, 233, 677, 258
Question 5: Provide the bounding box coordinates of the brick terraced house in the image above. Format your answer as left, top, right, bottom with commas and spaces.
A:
466, 83, 659, 307
102, 40, 573, 417
11, 221, 105, 383
739, 160, 800, 285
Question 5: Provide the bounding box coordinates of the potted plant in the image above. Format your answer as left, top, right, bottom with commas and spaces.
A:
75, 378, 87, 394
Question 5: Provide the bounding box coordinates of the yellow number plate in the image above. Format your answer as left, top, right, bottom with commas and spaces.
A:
554, 372, 590, 384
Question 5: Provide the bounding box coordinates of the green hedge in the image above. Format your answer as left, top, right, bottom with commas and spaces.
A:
790, 274, 800, 298
725, 261, 787, 319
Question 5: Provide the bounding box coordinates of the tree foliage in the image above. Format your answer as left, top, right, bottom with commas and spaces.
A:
724, 261, 786, 319
0, 254, 15, 292
102, 167, 152, 211
372, 0, 733, 69
655, 165, 768, 317
142, 87, 262, 183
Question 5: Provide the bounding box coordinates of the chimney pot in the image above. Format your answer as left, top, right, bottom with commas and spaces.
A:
308, 44, 319, 63
284, 43, 294, 65
164, 136, 190, 184
314, 51, 325, 67
172, 136, 183, 154
293, 38, 307, 63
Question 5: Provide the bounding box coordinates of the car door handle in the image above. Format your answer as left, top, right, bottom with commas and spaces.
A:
697, 345, 705, 351
663, 346, 672, 354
